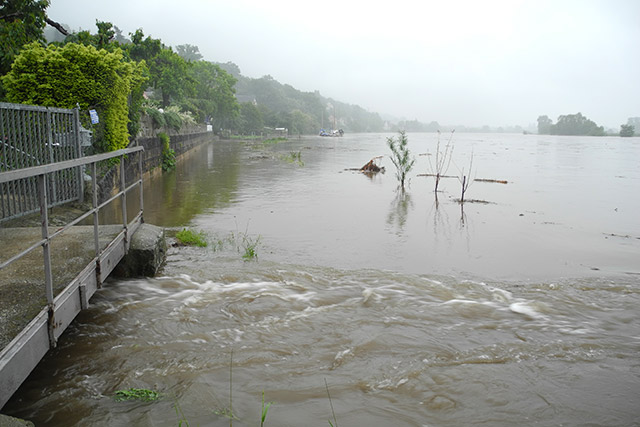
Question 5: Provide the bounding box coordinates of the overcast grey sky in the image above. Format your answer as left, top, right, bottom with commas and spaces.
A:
48, 0, 639, 128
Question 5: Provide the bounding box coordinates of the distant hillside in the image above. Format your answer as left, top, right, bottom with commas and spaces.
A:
217, 62, 385, 134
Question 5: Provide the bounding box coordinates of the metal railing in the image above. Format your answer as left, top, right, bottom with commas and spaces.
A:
0, 102, 83, 222
0, 146, 144, 345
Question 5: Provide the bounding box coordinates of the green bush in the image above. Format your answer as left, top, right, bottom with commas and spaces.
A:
2, 42, 147, 152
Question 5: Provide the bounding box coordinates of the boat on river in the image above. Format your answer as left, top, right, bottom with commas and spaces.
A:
319, 128, 344, 137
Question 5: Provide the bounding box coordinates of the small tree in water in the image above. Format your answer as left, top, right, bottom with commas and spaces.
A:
387, 130, 415, 190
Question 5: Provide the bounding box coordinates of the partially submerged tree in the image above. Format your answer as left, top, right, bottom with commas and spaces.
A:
387, 130, 415, 190
457, 149, 474, 204
427, 130, 455, 194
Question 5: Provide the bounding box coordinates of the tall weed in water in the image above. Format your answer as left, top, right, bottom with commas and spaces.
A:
325, 378, 339, 427
387, 130, 415, 190
261, 390, 273, 427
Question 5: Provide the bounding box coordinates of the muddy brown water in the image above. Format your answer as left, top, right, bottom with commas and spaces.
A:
4, 133, 640, 426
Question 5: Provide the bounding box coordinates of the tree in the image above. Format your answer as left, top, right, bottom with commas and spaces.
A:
149, 48, 190, 107
627, 117, 640, 131
620, 124, 635, 137
553, 112, 604, 136
238, 102, 263, 134
427, 130, 454, 194
2, 42, 147, 152
0, 0, 49, 88
187, 61, 238, 127
0, 0, 68, 84
387, 130, 415, 190
175, 44, 202, 62
537, 115, 553, 134
127, 29, 162, 62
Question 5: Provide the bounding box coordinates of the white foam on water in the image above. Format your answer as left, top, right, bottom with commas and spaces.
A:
509, 301, 544, 319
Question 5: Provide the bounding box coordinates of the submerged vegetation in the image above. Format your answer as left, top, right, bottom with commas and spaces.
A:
427, 130, 455, 194
115, 388, 160, 402
160, 132, 176, 172
175, 228, 207, 247
387, 130, 415, 190
280, 151, 304, 166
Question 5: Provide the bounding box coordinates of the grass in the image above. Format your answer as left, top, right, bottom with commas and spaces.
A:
280, 151, 304, 166
261, 390, 273, 427
262, 137, 287, 144
115, 388, 160, 402
240, 234, 261, 261
175, 228, 208, 247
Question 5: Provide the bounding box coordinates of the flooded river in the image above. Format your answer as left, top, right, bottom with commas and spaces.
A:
4, 133, 640, 426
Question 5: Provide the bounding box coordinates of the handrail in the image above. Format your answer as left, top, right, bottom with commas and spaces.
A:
0, 146, 143, 183
0, 145, 144, 349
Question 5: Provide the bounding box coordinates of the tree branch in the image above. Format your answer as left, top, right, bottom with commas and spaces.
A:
45, 16, 68, 36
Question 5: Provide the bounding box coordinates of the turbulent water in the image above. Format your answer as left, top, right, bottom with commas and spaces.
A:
4, 133, 640, 426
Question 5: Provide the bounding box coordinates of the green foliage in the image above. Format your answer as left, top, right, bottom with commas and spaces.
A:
537, 115, 553, 135
175, 44, 203, 62
149, 48, 190, 107
0, 0, 49, 80
158, 132, 176, 171
261, 390, 273, 427
538, 112, 604, 136
620, 124, 634, 137
280, 151, 304, 166
238, 101, 263, 134
126, 28, 162, 63
175, 228, 207, 247
387, 130, 415, 190
146, 106, 166, 128
241, 234, 260, 261
114, 388, 160, 402
2, 42, 146, 152
163, 109, 183, 131
188, 61, 238, 127
231, 70, 384, 134
262, 137, 287, 144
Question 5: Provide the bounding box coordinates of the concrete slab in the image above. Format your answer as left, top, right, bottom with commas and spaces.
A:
0, 225, 121, 351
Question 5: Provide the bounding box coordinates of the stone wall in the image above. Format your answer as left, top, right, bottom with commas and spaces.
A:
95, 131, 216, 205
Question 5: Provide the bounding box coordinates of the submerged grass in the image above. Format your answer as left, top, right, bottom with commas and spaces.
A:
115, 388, 160, 402
280, 151, 304, 166
175, 228, 208, 247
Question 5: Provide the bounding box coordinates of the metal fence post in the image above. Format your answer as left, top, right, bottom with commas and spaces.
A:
92, 161, 101, 288
120, 154, 128, 244
74, 107, 84, 203
38, 173, 56, 348
138, 144, 144, 220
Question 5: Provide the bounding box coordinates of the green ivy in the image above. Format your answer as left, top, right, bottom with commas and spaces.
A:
159, 132, 175, 171
2, 42, 147, 152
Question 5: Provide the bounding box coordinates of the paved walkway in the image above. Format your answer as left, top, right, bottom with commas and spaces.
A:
0, 224, 122, 351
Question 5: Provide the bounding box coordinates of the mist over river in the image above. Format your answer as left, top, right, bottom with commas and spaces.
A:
5, 133, 640, 426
